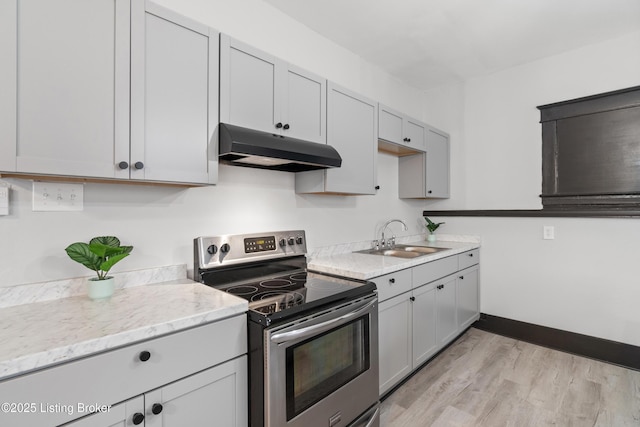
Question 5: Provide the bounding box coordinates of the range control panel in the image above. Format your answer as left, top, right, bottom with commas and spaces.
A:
244, 236, 277, 253
194, 230, 307, 276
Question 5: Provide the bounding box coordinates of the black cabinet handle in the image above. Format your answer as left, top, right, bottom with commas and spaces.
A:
403, 138, 408, 142
389, 278, 395, 284
407, 138, 411, 142
283, 124, 290, 130
134, 161, 144, 170
375, 185, 380, 190
428, 190, 433, 194
139, 351, 151, 362
410, 296, 415, 302
118, 161, 129, 170
275, 122, 283, 129
469, 253, 474, 257
152, 403, 163, 415
132, 413, 145, 425
459, 276, 464, 280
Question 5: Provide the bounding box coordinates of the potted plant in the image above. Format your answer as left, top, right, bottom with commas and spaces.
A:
423, 217, 445, 242
65, 236, 133, 299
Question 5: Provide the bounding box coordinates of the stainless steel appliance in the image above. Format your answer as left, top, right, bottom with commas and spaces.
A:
194, 230, 379, 427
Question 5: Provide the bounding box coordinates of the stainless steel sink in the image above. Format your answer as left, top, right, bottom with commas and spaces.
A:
355, 244, 449, 258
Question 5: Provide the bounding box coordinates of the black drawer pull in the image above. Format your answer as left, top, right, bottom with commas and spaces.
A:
389, 278, 395, 284
139, 351, 151, 362
152, 403, 163, 415
132, 413, 145, 425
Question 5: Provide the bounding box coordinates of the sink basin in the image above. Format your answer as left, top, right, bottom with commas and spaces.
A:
357, 249, 424, 258
355, 244, 449, 258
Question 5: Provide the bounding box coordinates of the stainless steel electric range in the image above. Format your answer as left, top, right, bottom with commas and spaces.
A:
194, 230, 379, 427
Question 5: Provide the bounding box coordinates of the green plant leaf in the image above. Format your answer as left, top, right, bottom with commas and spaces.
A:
99, 253, 130, 275
65, 243, 101, 272
90, 236, 121, 247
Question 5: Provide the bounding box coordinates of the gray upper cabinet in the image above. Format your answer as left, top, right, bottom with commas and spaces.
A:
425, 127, 450, 198
398, 126, 450, 199
130, 2, 219, 185
296, 83, 377, 195
378, 104, 426, 152
6, 0, 131, 178
1, 0, 218, 185
220, 34, 326, 144
0, 0, 16, 173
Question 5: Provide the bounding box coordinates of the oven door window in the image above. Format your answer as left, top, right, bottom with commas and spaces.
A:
285, 316, 370, 421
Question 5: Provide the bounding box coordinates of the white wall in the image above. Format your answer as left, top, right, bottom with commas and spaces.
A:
0, 0, 428, 287
424, 30, 640, 346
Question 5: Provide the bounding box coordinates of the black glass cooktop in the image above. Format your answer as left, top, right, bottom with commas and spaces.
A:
201, 267, 375, 326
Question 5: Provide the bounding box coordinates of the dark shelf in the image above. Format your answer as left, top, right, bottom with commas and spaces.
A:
422, 209, 640, 218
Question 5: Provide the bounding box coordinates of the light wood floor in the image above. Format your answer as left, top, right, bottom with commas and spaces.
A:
380, 328, 640, 426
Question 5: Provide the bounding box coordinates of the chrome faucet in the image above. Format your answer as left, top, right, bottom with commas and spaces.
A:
380, 219, 408, 248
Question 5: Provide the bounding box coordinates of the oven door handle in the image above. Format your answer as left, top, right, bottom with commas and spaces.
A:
270, 298, 376, 344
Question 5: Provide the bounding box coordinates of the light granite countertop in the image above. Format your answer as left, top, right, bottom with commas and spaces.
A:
0, 279, 247, 381
308, 235, 480, 280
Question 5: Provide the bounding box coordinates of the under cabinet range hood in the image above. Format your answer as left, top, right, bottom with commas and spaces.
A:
218, 123, 342, 172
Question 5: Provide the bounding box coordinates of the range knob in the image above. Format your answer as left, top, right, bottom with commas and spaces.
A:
279, 238, 287, 247
220, 243, 230, 253
288, 237, 295, 245
296, 236, 303, 245
207, 245, 218, 255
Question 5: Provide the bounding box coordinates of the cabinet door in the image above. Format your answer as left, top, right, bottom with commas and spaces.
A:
378, 293, 412, 396
144, 356, 248, 427
296, 83, 377, 194
15, 0, 130, 178
0, 0, 16, 172
220, 35, 282, 135
412, 283, 437, 368
378, 104, 404, 145
61, 396, 144, 427
130, 3, 218, 184
436, 275, 457, 346
457, 266, 479, 331
425, 128, 450, 198
404, 118, 426, 150
284, 65, 326, 143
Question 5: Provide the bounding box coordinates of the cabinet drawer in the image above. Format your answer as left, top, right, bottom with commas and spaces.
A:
0, 315, 247, 427
412, 255, 458, 288
458, 249, 479, 270
371, 268, 412, 302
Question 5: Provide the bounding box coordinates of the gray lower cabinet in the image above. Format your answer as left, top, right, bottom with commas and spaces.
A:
373, 249, 480, 396
398, 126, 450, 199
296, 83, 378, 195
0, 315, 248, 427
411, 282, 437, 368
457, 265, 480, 331
219, 34, 326, 144
64, 356, 248, 427
1, 0, 218, 185
378, 292, 413, 395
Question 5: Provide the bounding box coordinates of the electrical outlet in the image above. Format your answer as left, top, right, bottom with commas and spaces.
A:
543, 225, 555, 240
33, 182, 84, 212
0, 183, 8, 216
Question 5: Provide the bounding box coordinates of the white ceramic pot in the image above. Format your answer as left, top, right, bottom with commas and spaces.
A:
427, 233, 437, 243
87, 277, 115, 300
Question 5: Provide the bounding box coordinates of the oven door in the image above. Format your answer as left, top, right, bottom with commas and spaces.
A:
265, 294, 379, 427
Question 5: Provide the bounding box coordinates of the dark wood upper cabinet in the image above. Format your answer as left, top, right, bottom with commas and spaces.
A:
538, 86, 640, 210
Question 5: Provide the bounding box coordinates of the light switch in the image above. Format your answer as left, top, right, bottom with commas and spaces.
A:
543, 225, 555, 240
33, 182, 84, 212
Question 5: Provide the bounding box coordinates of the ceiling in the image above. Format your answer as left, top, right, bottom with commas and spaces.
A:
263, 0, 640, 91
